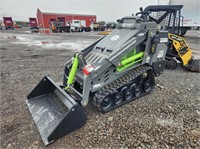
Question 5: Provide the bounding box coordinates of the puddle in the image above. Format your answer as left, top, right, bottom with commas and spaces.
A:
41, 41, 49, 45
7, 36, 16, 39
13, 34, 90, 50
23, 29, 51, 34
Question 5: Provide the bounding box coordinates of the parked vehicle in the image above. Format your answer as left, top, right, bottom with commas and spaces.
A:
106, 22, 117, 29
90, 22, 99, 31
90, 22, 106, 31
14, 24, 21, 28
50, 21, 70, 33
29, 18, 39, 32
143, 5, 199, 71
29, 18, 39, 29
70, 20, 91, 32
98, 22, 106, 31
3, 17, 14, 30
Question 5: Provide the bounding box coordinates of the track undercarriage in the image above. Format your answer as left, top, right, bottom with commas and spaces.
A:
93, 65, 155, 112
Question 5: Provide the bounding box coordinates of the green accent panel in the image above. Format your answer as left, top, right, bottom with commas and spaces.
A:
64, 53, 79, 90
121, 49, 137, 61
117, 49, 144, 72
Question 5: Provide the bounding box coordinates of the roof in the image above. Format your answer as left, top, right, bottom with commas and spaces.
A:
144, 5, 183, 12
37, 8, 96, 16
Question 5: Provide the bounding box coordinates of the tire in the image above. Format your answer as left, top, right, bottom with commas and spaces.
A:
167, 59, 177, 70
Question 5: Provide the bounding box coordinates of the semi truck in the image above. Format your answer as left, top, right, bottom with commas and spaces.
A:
29, 18, 39, 32
50, 21, 71, 33
90, 22, 106, 31
70, 20, 91, 32
3, 17, 14, 30
90, 22, 99, 31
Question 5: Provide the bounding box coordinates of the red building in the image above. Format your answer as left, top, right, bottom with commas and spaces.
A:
37, 8, 96, 28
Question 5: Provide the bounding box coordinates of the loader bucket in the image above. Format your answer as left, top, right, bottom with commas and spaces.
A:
187, 59, 200, 72
26, 76, 86, 146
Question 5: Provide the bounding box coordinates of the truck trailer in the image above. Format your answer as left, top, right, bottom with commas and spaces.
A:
169, 0, 200, 35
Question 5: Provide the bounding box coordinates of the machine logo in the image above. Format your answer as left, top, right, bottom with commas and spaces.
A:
111, 35, 120, 41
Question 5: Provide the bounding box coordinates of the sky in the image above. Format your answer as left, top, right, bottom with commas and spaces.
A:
0, 0, 170, 22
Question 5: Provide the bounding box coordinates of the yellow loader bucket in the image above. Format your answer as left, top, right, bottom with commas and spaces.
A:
187, 59, 200, 72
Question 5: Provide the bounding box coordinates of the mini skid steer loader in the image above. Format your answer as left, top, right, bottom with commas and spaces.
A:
143, 5, 200, 72
26, 12, 169, 145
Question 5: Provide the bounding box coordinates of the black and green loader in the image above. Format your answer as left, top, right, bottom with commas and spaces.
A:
26, 12, 170, 145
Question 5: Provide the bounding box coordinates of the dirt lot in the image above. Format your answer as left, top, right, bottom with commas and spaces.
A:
1, 29, 200, 149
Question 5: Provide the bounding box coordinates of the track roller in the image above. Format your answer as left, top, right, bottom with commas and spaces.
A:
113, 91, 124, 104
142, 78, 153, 93
99, 95, 113, 111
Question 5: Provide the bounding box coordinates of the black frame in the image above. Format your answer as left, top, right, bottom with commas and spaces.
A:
144, 5, 183, 35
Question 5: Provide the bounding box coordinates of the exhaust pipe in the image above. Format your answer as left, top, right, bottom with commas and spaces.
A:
26, 76, 86, 146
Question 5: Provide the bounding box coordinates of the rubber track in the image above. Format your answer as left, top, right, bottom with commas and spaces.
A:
93, 65, 154, 112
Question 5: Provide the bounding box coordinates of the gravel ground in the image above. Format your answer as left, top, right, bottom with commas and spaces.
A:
1, 29, 200, 149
